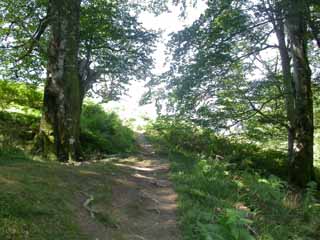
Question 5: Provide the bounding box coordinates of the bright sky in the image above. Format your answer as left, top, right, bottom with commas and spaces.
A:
103, 2, 207, 127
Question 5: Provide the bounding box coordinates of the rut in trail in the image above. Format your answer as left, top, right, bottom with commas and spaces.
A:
75, 134, 181, 240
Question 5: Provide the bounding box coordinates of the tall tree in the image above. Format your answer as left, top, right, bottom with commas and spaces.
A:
148, 0, 318, 186
285, 0, 314, 185
38, 0, 82, 161
0, 0, 157, 161
265, 0, 296, 165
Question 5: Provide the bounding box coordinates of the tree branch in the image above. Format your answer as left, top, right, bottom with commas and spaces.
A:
17, 15, 49, 61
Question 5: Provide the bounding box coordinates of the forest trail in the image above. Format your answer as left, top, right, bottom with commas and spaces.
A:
74, 134, 181, 240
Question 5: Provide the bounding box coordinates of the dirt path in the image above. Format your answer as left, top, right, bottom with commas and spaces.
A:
75, 134, 181, 240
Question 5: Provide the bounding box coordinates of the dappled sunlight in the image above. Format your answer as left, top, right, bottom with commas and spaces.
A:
0, 0, 318, 238
282, 193, 301, 210
78, 170, 100, 176
115, 156, 142, 164
157, 191, 177, 204
113, 177, 138, 189
114, 163, 158, 172
232, 178, 245, 188
4, 105, 40, 116
158, 202, 178, 212
132, 173, 156, 181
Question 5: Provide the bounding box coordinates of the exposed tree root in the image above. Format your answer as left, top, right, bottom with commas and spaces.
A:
81, 191, 98, 218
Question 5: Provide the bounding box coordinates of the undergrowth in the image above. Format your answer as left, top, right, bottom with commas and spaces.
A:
80, 103, 136, 155
146, 118, 287, 177
0, 80, 136, 157
145, 117, 320, 240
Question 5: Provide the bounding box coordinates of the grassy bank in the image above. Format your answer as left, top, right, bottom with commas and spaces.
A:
0, 149, 120, 239
145, 118, 320, 240
0, 80, 136, 239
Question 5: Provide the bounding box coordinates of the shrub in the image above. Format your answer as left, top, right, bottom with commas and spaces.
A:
145, 117, 286, 177
0, 80, 43, 111
80, 103, 136, 155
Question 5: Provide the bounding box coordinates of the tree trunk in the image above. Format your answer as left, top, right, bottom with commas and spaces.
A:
272, 3, 296, 167
285, 0, 314, 186
38, 0, 82, 162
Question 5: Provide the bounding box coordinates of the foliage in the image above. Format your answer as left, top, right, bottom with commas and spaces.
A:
79, 0, 157, 101
0, 81, 42, 149
0, 0, 157, 101
0, 0, 48, 83
0, 81, 136, 156
0, 147, 31, 164
147, 0, 282, 129
143, 0, 319, 186
145, 117, 287, 177
0, 80, 136, 238
172, 153, 320, 240
80, 103, 136, 155
145, 118, 320, 240
0, 80, 42, 111
147, 0, 319, 132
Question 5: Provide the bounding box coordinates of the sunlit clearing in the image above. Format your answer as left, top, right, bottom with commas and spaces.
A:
101, 2, 207, 130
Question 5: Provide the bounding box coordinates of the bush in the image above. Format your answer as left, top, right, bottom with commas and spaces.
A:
0, 80, 42, 150
0, 80, 43, 111
80, 103, 136, 155
145, 117, 287, 177
0, 147, 31, 164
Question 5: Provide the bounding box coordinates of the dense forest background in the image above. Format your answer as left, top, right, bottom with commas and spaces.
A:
0, 0, 320, 239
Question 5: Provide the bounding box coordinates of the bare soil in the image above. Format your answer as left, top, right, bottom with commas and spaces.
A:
74, 134, 181, 240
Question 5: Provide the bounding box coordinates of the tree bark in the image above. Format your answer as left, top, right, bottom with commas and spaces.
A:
38, 0, 82, 162
272, 2, 296, 167
285, 0, 314, 186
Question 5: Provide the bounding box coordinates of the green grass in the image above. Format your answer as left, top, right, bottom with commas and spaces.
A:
0, 80, 139, 239
168, 150, 320, 240
0, 150, 118, 240
145, 118, 320, 240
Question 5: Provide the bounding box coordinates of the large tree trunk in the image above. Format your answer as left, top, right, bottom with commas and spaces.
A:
285, 0, 314, 186
38, 0, 82, 162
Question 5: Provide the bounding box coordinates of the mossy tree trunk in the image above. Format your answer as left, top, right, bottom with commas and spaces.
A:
285, 0, 314, 187
38, 0, 82, 162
